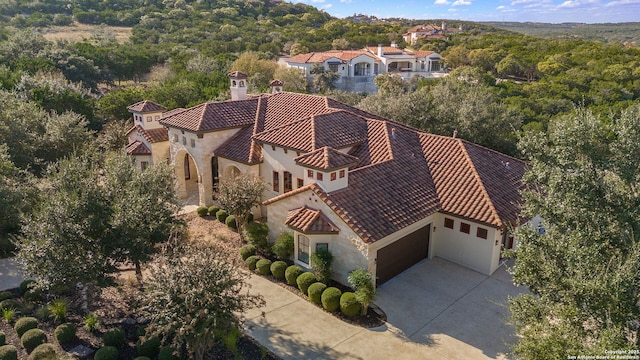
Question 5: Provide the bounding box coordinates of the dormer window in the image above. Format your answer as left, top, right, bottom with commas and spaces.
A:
316, 173, 323, 181
330, 172, 336, 181
339, 169, 345, 178
307, 170, 313, 178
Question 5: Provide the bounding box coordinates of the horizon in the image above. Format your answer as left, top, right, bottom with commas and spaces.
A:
293, 0, 640, 24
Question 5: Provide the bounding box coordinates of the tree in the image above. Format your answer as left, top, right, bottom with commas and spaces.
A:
217, 174, 266, 242
310, 63, 339, 93
97, 86, 146, 122
289, 43, 309, 56
139, 241, 264, 360
273, 66, 308, 93
0, 145, 33, 244
508, 105, 640, 357
104, 152, 183, 283
347, 269, 375, 316
331, 38, 350, 50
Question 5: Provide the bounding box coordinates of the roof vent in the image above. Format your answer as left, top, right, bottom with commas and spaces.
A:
452, 129, 458, 138
391, 127, 397, 140
502, 161, 511, 170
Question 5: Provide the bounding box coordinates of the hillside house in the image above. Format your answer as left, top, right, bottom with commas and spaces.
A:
402, 22, 462, 45
131, 72, 527, 286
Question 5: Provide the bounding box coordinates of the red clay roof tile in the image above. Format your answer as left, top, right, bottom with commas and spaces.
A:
127, 100, 166, 113
126, 140, 151, 155
294, 146, 358, 171
285, 206, 340, 234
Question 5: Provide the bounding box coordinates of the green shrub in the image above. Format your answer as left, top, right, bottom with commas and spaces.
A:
307, 282, 327, 305
225, 215, 237, 230
34, 306, 50, 321
196, 206, 209, 217
14, 317, 38, 337
83, 313, 100, 332
0, 345, 17, 360
19, 280, 35, 296
20, 328, 47, 353
24, 288, 42, 302
256, 259, 272, 275
48, 298, 68, 322
270, 261, 288, 280
348, 269, 376, 316
0, 292, 12, 302
54, 323, 76, 344
340, 292, 361, 317
296, 272, 317, 295
310, 248, 334, 284
239, 244, 256, 261
272, 232, 294, 260
285, 265, 304, 285
244, 222, 269, 251
216, 209, 228, 223
136, 336, 161, 358
321, 287, 342, 312
94, 346, 119, 360
0, 237, 16, 257
28, 343, 57, 360
103, 328, 125, 348
2, 309, 15, 323
245, 255, 261, 270
0, 299, 20, 312
247, 212, 254, 223
158, 346, 179, 360
208, 206, 220, 216
0, 331, 4, 346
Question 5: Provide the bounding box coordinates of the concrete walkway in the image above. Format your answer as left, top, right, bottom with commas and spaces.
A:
242, 258, 525, 360
0, 257, 27, 291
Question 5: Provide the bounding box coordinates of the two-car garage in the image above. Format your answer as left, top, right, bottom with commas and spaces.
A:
375, 224, 431, 285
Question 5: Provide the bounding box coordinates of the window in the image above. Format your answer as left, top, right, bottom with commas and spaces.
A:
297, 178, 304, 188
317, 172, 323, 181
298, 235, 310, 264
182, 136, 186, 145
330, 172, 337, 181
154, 115, 160, 121
173, 134, 178, 142
272, 171, 279, 192
184, 156, 190, 180
339, 169, 345, 178
140, 161, 149, 171
476, 227, 488, 239
329, 63, 339, 72
444, 217, 454, 229
146, 116, 152, 122
307, 170, 313, 178
460, 222, 470, 234
316, 243, 328, 252
283, 171, 292, 193
190, 139, 196, 148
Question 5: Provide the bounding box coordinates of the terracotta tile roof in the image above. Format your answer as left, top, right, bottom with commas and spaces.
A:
160, 98, 258, 132
365, 46, 405, 55
406, 24, 441, 33
228, 71, 247, 79
270, 79, 283, 86
126, 125, 169, 143
253, 109, 369, 152
127, 100, 166, 113
286, 50, 376, 64
162, 107, 186, 118
295, 146, 358, 171
260, 92, 331, 131
126, 140, 151, 155
408, 50, 436, 57
214, 127, 262, 165
285, 206, 340, 234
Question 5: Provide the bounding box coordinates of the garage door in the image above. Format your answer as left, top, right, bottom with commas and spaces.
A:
376, 224, 431, 285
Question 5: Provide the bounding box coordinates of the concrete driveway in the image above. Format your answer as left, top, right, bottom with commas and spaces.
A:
243, 257, 526, 360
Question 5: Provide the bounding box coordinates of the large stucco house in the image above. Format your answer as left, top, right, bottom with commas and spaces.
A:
128, 72, 527, 286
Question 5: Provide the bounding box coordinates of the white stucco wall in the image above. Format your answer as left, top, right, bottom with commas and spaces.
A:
261, 145, 307, 199
265, 189, 369, 286
431, 213, 501, 275
151, 141, 170, 165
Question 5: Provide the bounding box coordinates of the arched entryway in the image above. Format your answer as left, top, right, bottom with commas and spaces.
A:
175, 151, 200, 203
224, 165, 241, 179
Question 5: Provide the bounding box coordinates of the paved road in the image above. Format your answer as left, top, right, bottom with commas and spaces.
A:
242, 257, 525, 360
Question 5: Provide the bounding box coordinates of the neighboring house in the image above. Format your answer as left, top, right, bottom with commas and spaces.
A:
153, 72, 527, 286
280, 44, 446, 92
125, 100, 180, 170
402, 22, 462, 45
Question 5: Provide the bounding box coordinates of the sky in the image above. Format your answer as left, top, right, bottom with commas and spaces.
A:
294, 0, 640, 23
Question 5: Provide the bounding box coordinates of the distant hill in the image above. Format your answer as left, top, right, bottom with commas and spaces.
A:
484, 22, 640, 45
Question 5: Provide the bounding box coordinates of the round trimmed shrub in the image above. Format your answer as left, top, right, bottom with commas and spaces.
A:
14, 317, 38, 337
307, 282, 327, 305
321, 287, 342, 312
103, 328, 125, 348
136, 336, 161, 358
0, 332, 5, 346
94, 346, 119, 360
285, 265, 304, 285
0, 345, 17, 360
0, 292, 12, 302
340, 292, 361, 317
256, 259, 272, 275
239, 244, 256, 261
208, 206, 220, 217
270, 261, 287, 280
245, 255, 261, 271
216, 209, 228, 223
20, 328, 47, 353
28, 343, 57, 360
158, 346, 179, 360
54, 323, 76, 344
196, 206, 209, 217
296, 272, 317, 295
225, 215, 237, 230
19, 280, 35, 295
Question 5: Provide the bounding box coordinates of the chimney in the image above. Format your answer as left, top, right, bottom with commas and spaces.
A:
228, 71, 248, 101
391, 40, 398, 48
452, 129, 458, 138
270, 79, 284, 94
377, 44, 383, 57
442, 21, 446, 31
